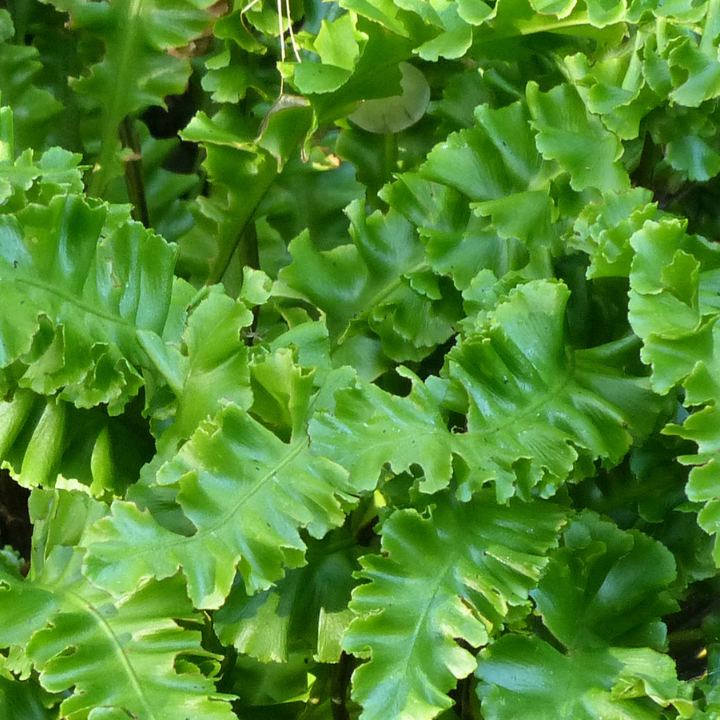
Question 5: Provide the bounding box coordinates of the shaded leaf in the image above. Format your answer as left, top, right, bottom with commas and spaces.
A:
0, 389, 152, 493
215, 528, 361, 663
0, 12, 63, 153
531, 511, 678, 652
476, 635, 690, 719
51, 0, 214, 192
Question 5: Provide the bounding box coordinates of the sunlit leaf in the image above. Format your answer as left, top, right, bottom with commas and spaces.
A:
344, 492, 565, 720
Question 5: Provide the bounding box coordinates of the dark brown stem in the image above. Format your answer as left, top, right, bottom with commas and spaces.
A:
119, 117, 150, 228
331, 652, 354, 720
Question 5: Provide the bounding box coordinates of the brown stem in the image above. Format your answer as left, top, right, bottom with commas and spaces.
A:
119, 116, 150, 228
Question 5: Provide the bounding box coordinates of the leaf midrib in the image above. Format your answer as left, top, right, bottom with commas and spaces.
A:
35, 583, 155, 719
12, 274, 137, 331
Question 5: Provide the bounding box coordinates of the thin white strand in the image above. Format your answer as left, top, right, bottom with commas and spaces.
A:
241, 0, 262, 14
285, 0, 302, 62
277, 0, 286, 62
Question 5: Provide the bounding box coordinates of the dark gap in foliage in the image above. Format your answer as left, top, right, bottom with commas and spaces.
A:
142, 90, 201, 175
411, 335, 457, 381
164, 140, 201, 176
629, 127, 663, 192
355, 516, 378, 547
374, 368, 412, 397
0, 470, 31, 561
142, 92, 196, 139
667, 175, 720, 243
555, 255, 633, 349
447, 410, 467, 434
448, 673, 476, 720
666, 578, 720, 680
569, 457, 641, 531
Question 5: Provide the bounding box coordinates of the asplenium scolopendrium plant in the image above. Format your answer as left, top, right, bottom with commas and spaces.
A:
3, 0, 720, 717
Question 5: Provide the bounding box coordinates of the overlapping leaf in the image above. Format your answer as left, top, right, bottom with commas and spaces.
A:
0, 654, 56, 720
531, 511, 679, 652
83, 355, 358, 608
343, 492, 565, 720
47, 0, 214, 193
564, 36, 662, 140
420, 100, 561, 253
178, 108, 278, 287
476, 636, 691, 719
527, 81, 630, 193
626, 216, 720, 562
628, 218, 713, 395
4, 0, 720, 716
311, 280, 664, 502
214, 528, 360, 663
139, 281, 255, 455
202, 13, 267, 105
0, 99, 84, 209
476, 511, 690, 719
0, 389, 153, 492
0, 193, 176, 413
338, 0, 495, 61
382, 172, 541, 293
0, 488, 235, 720
279, 11, 367, 94
571, 188, 660, 279
277, 197, 460, 362
305, 18, 413, 126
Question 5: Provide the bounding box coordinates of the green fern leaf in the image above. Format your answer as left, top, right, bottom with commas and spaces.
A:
0, 487, 235, 720
84, 358, 357, 608
311, 280, 664, 502
0, 193, 176, 414
47, 0, 214, 193
343, 491, 565, 720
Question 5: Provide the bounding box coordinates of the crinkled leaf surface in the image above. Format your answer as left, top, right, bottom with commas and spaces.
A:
343, 492, 565, 720
84, 361, 357, 608
277, 198, 460, 362
0, 101, 84, 209
627, 215, 720, 561
420, 100, 560, 252
311, 280, 663, 502
139, 283, 254, 455
527, 81, 630, 192
531, 511, 679, 652
0, 194, 176, 413
306, 17, 413, 126
0, 488, 235, 720
215, 528, 360, 663
572, 188, 660, 279
628, 218, 715, 394
564, 44, 661, 140
382, 173, 533, 291
310, 364, 453, 495
476, 636, 690, 720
